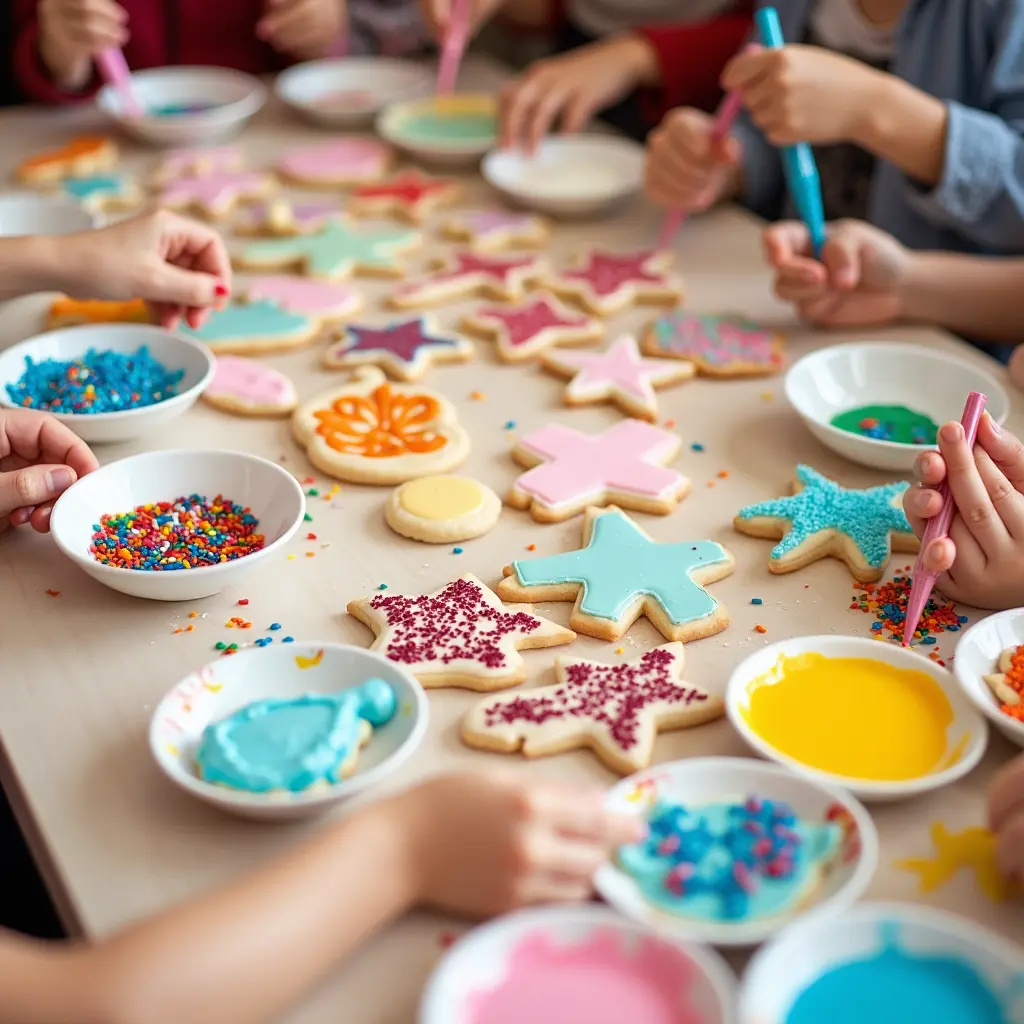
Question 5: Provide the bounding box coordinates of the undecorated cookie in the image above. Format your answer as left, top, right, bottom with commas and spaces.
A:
277, 138, 391, 187
385, 475, 501, 543
17, 136, 117, 185
324, 316, 473, 380
202, 355, 297, 417
734, 464, 919, 582
349, 170, 462, 223
546, 250, 683, 316
541, 334, 693, 421
178, 299, 322, 354
460, 296, 603, 363
509, 419, 690, 522
160, 170, 272, 218
347, 573, 574, 690
292, 366, 470, 484
498, 505, 734, 643
462, 642, 724, 775
643, 312, 785, 377
442, 209, 549, 252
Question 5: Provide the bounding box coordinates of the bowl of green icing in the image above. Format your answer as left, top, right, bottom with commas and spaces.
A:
378, 94, 498, 166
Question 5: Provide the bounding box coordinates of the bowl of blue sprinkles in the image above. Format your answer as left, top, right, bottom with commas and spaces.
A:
0, 323, 215, 443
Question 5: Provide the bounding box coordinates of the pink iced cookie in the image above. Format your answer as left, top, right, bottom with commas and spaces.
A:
277, 138, 392, 187
153, 146, 244, 183
243, 277, 362, 319
443, 209, 549, 252
461, 296, 603, 363
202, 356, 298, 417
547, 250, 683, 316
235, 198, 341, 236
642, 312, 784, 378
391, 252, 547, 309
160, 170, 271, 218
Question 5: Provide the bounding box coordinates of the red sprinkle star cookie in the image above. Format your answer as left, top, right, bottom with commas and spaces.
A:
461, 296, 603, 363
391, 252, 547, 309
462, 643, 724, 775
546, 250, 683, 316
347, 574, 575, 691
349, 170, 462, 224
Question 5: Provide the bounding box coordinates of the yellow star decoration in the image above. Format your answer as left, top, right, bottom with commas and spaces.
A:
896, 822, 1019, 903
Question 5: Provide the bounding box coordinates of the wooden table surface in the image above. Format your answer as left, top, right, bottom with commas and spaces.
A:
1, 56, 1022, 1023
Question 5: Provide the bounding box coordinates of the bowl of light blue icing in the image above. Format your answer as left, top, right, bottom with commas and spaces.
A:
739, 901, 1024, 1024
377, 94, 498, 167
149, 643, 428, 820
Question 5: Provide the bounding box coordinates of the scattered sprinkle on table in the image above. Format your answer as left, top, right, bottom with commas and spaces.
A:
306, 532, 317, 540
188, 611, 198, 618
255, 637, 273, 647
452, 546, 463, 555
288, 554, 296, 561
504, 420, 516, 430
225, 617, 253, 629
751, 597, 763, 605
307, 488, 319, 497
302, 477, 315, 485
306, 551, 316, 558
707, 480, 716, 488
470, 391, 485, 400
283, 636, 294, 643
526, 543, 536, 551
378, 583, 388, 590
615, 647, 625, 655
269, 623, 281, 631
237, 598, 249, 606
664, 418, 676, 428
754, 624, 767, 634
691, 443, 704, 452
850, 571, 967, 650
6, 346, 184, 414
761, 391, 773, 401
717, 470, 729, 479
88, 495, 264, 571
303, 513, 313, 522
45, 589, 59, 597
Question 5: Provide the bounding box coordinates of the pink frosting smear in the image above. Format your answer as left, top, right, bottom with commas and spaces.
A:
464, 927, 704, 1024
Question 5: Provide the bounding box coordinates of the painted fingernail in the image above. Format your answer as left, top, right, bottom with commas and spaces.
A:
214, 283, 230, 297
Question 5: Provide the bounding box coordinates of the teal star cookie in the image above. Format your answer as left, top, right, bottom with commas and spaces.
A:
496, 505, 734, 642
734, 465, 919, 582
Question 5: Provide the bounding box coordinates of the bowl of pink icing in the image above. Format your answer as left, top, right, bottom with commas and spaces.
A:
419, 905, 737, 1024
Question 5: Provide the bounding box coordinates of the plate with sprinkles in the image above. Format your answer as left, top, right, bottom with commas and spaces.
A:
50, 449, 304, 601
0, 324, 214, 443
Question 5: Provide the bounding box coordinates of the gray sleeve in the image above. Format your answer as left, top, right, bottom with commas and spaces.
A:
732, 113, 787, 221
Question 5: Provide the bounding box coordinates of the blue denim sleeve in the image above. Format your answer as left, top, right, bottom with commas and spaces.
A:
733, 113, 786, 221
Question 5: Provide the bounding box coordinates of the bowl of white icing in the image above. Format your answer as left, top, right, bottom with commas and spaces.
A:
483, 135, 645, 217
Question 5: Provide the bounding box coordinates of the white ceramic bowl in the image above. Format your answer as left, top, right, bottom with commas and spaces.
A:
149, 643, 428, 821
482, 136, 645, 217
276, 57, 431, 128
0, 324, 215, 444
419, 905, 737, 1024
97, 67, 267, 146
726, 635, 988, 802
954, 608, 1024, 748
378, 94, 498, 167
738, 901, 1024, 1023
50, 449, 304, 602
785, 342, 1010, 472
0, 193, 96, 236
596, 757, 877, 948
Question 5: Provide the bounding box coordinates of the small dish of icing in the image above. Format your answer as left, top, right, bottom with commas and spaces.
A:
596, 756, 878, 947
378, 95, 498, 167
419, 905, 737, 1024
150, 642, 428, 820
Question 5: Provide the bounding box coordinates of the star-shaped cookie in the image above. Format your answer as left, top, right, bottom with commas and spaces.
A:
349, 170, 462, 223
462, 643, 724, 775
160, 170, 272, 218
461, 296, 603, 363
734, 465, 918, 582
391, 252, 547, 309
498, 506, 734, 642
442, 210, 549, 252
546, 250, 683, 316
541, 334, 694, 421
347, 573, 575, 691
323, 316, 473, 380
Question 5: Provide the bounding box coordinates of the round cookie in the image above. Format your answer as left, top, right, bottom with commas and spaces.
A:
202, 355, 298, 417
386, 475, 501, 543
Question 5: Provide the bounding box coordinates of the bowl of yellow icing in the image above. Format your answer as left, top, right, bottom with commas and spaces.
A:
726, 636, 987, 801
377, 94, 498, 166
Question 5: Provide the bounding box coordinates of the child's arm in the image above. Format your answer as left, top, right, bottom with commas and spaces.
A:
0, 773, 641, 1023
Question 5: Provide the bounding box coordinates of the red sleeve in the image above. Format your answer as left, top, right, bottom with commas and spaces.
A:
12, 2, 102, 104
639, 12, 753, 119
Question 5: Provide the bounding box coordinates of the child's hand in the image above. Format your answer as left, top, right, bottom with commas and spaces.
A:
645, 107, 742, 212
258, 0, 345, 60
903, 414, 1024, 610
406, 772, 644, 916
499, 36, 658, 153
418, 0, 504, 42
722, 44, 881, 146
37, 0, 128, 92
58, 211, 230, 330
0, 409, 98, 535
764, 219, 909, 327
989, 753, 1024, 880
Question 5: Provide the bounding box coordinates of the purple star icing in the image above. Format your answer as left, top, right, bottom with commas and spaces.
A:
341, 318, 457, 366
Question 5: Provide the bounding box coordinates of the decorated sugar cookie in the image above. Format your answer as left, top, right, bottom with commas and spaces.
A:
177, 299, 321, 355
323, 317, 473, 380
46, 296, 152, 330
460, 296, 603, 363
546, 250, 683, 316
160, 170, 272, 218
277, 138, 391, 187
391, 252, 547, 309
642, 312, 785, 378
349, 170, 461, 223
385, 475, 502, 543
153, 146, 244, 184
292, 366, 471, 484
509, 419, 690, 523
734, 465, 918, 582
984, 644, 1024, 714
235, 198, 341, 236
347, 573, 574, 690
442, 209, 549, 252
498, 505, 734, 642
62, 172, 140, 213
462, 643, 723, 775
541, 334, 694, 421
202, 355, 298, 417
17, 136, 117, 185
243, 277, 361, 319
237, 217, 421, 279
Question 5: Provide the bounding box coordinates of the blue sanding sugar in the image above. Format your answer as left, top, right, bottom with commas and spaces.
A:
5, 346, 185, 414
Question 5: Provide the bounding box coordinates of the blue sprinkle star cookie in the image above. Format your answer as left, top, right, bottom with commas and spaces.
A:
734, 465, 919, 582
